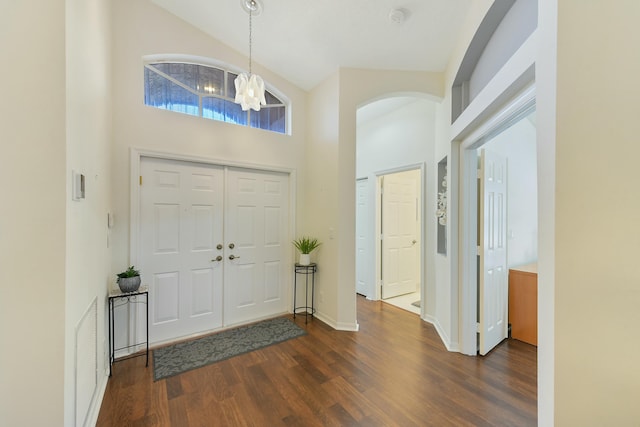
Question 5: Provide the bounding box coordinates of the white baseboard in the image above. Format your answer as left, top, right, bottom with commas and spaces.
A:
311, 311, 336, 329
86, 372, 108, 427
336, 321, 359, 332
422, 314, 460, 353
311, 311, 359, 332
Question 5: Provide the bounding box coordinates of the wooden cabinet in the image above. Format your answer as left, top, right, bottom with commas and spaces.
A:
508, 263, 537, 346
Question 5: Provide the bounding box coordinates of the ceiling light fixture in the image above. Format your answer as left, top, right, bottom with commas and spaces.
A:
235, 0, 266, 111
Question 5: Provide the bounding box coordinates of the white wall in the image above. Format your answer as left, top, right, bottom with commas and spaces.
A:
483, 114, 537, 267
356, 98, 436, 178
551, 1, 640, 424
65, 0, 113, 425
306, 73, 341, 325
0, 2, 66, 426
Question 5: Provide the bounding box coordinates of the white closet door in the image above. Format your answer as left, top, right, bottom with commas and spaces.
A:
224, 167, 289, 326
140, 157, 224, 344
479, 148, 509, 355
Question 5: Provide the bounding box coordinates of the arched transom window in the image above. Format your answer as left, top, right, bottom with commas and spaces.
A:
144, 61, 287, 134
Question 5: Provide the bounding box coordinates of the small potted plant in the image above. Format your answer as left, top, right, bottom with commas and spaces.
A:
116, 266, 141, 293
292, 237, 321, 266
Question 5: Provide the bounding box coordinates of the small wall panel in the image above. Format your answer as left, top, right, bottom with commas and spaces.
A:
237, 206, 256, 247
75, 298, 97, 427
238, 177, 257, 193
154, 204, 180, 253
264, 206, 281, 246
192, 173, 215, 191
154, 170, 180, 188
263, 261, 281, 302
192, 205, 214, 251
191, 269, 214, 316
264, 179, 282, 195
236, 264, 256, 307
154, 272, 180, 324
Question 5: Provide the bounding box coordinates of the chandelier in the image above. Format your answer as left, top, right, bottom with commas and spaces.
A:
234, 0, 266, 111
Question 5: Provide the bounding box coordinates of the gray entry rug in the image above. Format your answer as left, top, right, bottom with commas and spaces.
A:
153, 317, 306, 381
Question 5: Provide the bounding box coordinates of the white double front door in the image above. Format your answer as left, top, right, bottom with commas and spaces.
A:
140, 157, 289, 344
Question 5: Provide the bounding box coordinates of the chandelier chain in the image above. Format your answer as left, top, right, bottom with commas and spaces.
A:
248, 2, 253, 74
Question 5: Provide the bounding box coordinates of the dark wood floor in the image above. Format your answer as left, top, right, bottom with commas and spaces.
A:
97, 296, 537, 426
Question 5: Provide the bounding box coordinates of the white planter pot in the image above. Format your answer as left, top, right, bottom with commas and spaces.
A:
117, 276, 141, 293
298, 253, 311, 266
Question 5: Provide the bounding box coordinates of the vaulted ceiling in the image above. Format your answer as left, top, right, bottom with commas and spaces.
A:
151, 0, 472, 91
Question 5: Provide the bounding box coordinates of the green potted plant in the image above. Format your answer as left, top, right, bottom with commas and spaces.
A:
292, 237, 321, 266
116, 265, 141, 293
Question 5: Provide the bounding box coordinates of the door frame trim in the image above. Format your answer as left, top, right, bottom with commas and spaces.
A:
355, 177, 370, 298
129, 148, 297, 298
457, 87, 536, 355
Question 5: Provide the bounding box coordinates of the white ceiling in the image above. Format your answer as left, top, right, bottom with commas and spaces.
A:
151, 0, 472, 91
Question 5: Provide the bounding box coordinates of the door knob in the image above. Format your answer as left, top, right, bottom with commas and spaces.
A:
216, 244, 223, 250
229, 254, 240, 260
228, 243, 235, 249
412, 240, 417, 245
211, 255, 223, 262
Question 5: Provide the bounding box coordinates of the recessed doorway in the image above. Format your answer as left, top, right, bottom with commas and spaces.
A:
459, 96, 537, 355
378, 169, 422, 314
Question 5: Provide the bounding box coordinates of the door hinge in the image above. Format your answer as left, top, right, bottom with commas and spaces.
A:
139, 175, 142, 186
477, 322, 481, 333
379, 233, 384, 241
477, 245, 481, 256
477, 169, 482, 179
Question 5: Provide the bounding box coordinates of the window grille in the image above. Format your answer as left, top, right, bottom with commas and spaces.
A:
144, 62, 286, 134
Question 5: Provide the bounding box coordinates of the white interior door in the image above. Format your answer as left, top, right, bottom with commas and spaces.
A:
381, 170, 419, 299
224, 167, 289, 326
479, 148, 508, 355
355, 178, 369, 296
140, 157, 224, 344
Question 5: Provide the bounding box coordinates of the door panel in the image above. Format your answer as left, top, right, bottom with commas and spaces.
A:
224, 168, 289, 326
479, 149, 508, 355
153, 272, 180, 324
141, 157, 225, 343
192, 269, 215, 316
381, 170, 419, 299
